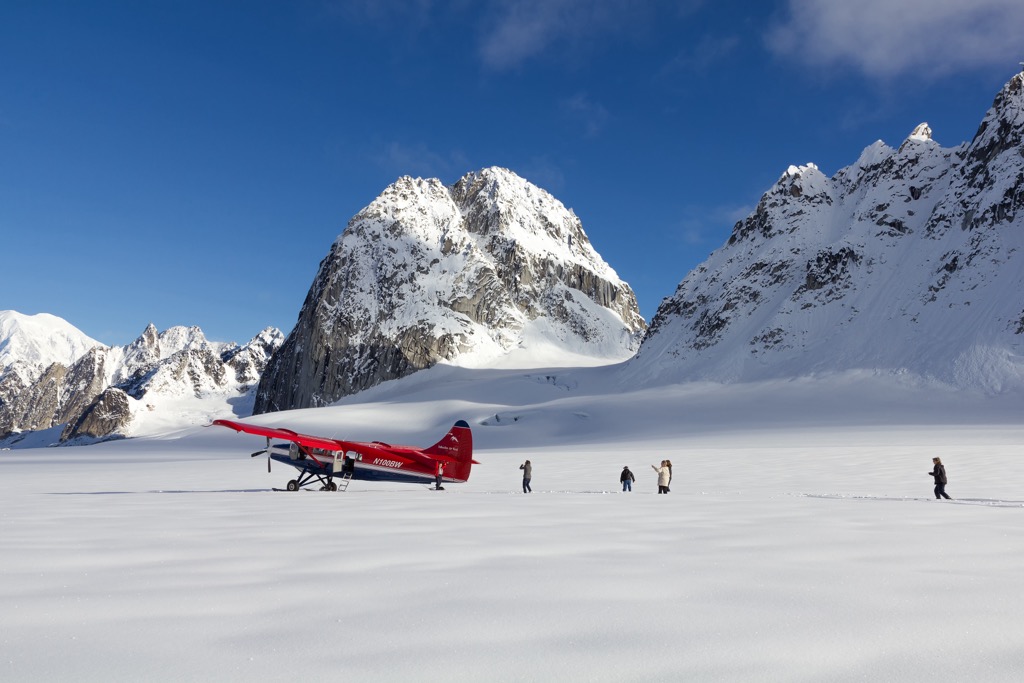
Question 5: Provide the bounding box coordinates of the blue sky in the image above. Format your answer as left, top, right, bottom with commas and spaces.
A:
3, 0, 1022, 346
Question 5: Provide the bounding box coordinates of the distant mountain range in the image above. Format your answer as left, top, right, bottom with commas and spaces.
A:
4, 72, 1023, 446
0, 311, 282, 446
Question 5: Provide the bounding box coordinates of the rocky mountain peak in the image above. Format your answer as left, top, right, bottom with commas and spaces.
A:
634, 72, 1024, 392
255, 167, 646, 413
907, 122, 933, 142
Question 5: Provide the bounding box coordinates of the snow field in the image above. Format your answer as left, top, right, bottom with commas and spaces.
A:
3, 377, 1023, 682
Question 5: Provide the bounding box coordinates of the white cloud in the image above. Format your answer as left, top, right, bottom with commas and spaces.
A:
767, 0, 1024, 78
477, 0, 664, 70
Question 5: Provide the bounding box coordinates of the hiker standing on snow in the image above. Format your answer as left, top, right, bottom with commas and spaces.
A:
928, 457, 951, 500
520, 460, 532, 493
620, 466, 635, 492
652, 460, 671, 494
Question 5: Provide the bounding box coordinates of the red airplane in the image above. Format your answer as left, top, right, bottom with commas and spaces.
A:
212, 419, 476, 491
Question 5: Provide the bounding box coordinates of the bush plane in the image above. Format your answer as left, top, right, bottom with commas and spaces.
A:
212, 419, 476, 492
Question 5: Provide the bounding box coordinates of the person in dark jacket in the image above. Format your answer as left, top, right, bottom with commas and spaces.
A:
928, 457, 951, 499
620, 466, 635, 492
519, 460, 532, 493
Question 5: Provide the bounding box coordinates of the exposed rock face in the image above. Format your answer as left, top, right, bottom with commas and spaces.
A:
6, 362, 68, 432
59, 348, 113, 424
1, 321, 284, 444
0, 365, 29, 435
256, 167, 646, 413
632, 72, 1024, 392
62, 388, 132, 441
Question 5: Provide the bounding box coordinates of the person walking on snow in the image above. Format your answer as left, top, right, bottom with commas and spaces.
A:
928, 457, 951, 500
520, 460, 532, 493
652, 461, 671, 494
435, 462, 445, 491
620, 466, 635, 492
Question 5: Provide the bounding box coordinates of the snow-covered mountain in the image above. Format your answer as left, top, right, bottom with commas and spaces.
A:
256, 167, 647, 413
0, 313, 283, 445
631, 73, 1024, 392
0, 311, 101, 382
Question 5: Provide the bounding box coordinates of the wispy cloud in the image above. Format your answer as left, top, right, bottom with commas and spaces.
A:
767, 0, 1024, 79
373, 141, 470, 180
661, 34, 740, 76
322, 0, 438, 26
324, 1, 702, 74
477, 0, 665, 71
674, 204, 753, 247
560, 93, 610, 137
514, 157, 567, 194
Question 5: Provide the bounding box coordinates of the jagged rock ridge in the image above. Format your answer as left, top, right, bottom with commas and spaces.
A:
632, 72, 1024, 392
0, 315, 283, 444
256, 167, 646, 413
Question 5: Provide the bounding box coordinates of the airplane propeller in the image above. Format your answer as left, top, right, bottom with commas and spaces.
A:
250, 437, 271, 458
244, 437, 274, 472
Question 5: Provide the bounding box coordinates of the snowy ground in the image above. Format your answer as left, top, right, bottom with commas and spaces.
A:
2, 368, 1023, 682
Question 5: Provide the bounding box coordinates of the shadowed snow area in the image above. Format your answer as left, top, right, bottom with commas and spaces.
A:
3, 369, 1023, 681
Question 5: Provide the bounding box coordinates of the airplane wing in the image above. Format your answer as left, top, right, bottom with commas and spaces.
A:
212, 419, 347, 452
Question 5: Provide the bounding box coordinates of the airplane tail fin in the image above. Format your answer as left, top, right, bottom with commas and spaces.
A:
424, 420, 476, 482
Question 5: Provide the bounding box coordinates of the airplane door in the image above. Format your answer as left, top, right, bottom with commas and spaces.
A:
342, 451, 359, 475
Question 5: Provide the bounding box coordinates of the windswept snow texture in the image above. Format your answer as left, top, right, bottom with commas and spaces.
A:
635, 74, 1024, 392
3, 365, 1023, 682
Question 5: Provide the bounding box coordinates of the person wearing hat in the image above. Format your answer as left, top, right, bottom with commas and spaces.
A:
620, 466, 635, 492
928, 457, 951, 500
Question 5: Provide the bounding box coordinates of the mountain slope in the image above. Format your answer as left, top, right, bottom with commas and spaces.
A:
256, 167, 646, 413
631, 73, 1024, 392
0, 311, 101, 379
